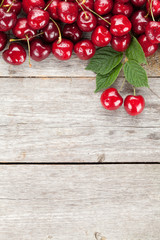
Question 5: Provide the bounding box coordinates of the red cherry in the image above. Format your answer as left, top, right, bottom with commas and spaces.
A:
12, 18, 37, 39
146, 0, 160, 18
0, 32, 7, 51
62, 23, 82, 43
77, 11, 97, 32
145, 21, 160, 44
22, 0, 45, 14
110, 14, 132, 37
112, 2, 133, 18
94, 0, 113, 15
138, 34, 158, 57
76, 0, 94, 11
0, 8, 17, 32
115, 0, 129, 3
74, 39, 95, 60
124, 95, 145, 116
46, 0, 59, 20
131, 10, 151, 36
101, 88, 123, 111
91, 25, 112, 47
97, 13, 112, 29
3, 43, 26, 65
111, 33, 131, 52
52, 38, 73, 60
2, 0, 22, 15
27, 7, 50, 30
57, 2, 78, 24
30, 38, 51, 62
42, 20, 60, 43
131, 0, 146, 7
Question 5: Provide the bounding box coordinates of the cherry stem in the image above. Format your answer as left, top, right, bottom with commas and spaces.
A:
9, 32, 44, 42
6, 0, 16, 12
119, 79, 125, 92
133, 87, 136, 96
75, 0, 88, 19
49, 17, 62, 44
150, 0, 155, 21
25, 35, 32, 67
0, 0, 5, 7
44, 0, 54, 11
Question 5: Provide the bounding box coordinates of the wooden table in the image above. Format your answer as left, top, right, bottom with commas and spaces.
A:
0, 49, 159, 240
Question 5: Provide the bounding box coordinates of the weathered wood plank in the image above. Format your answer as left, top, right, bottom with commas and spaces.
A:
0, 77, 159, 162
0, 48, 160, 77
0, 165, 159, 240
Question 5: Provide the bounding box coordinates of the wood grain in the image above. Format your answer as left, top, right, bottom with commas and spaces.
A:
0, 77, 159, 162
0, 165, 159, 240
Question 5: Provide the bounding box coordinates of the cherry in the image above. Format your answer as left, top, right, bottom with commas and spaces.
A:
111, 33, 131, 52
0, 31, 7, 51
115, 0, 129, 3
97, 13, 112, 29
74, 39, 95, 60
146, 0, 160, 18
138, 34, 158, 57
30, 38, 51, 61
124, 95, 145, 116
52, 38, 73, 60
112, 2, 133, 18
57, 2, 78, 24
2, 0, 22, 15
46, 0, 59, 20
91, 25, 112, 47
110, 14, 132, 37
77, 11, 97, 32
145, 21, 160, 44
131, 10, 151, 36
42, 20, 60, 42
27, 7, 50, 30
12, 18, 37, 40
22, 0, 45, 14
0, 8, 17, 32
3, 43, 26, 65
131, 0, 146, 7
62, 23, 82, 43
101, 88, 123, 111
94, 0, 113, 15
76, 0, 94, 11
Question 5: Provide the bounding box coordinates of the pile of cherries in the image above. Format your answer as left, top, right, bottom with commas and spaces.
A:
0, 0, 159, 116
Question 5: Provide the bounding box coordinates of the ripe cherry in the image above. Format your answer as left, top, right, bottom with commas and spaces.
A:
110, 14, 132, 37
27, 7, 50, 30
22, 0, 45, 14
115, 0, 129, 3
77, 11, 97, 32
76, 0, 94, 11
138, 34, 158, 57
94, 0, 113, 15
124, 95, 145, 116
46, 0, 59, 20
146, 0, 160, 18
2, 0, 22, 15
62, 23, 82, 43
57, 2, 78, 24
30, 38, 51, 61
42, 20, 60, 42
3, 43, 26, 65
0, 8, 17, 32
97, 13, 112, 29
101, 88, 123, 110
131, 0, 146, 7
112, 2, 133, 18
91, 25, 112, 47
145, 21, 160, 44
131, 10, 151, 35
52, 38, 73, 60
0, 32, 7, 51
74, 39, 95, 60
111, 33, 131, 52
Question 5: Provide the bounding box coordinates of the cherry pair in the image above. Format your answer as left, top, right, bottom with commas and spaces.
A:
101, 88, 145, 116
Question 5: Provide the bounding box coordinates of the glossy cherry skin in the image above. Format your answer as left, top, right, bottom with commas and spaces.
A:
0, 32, 7, 51
77, 11, 97, 32
42, 20, 60, 42
30, 38, 51, 61
111, 33, 131, 52
62, 23, 82, 43
27, 8, 50, 30
131, 0, 146, 7
2, 0, 22, 15
97, 13, 112, 29
0, 8, 17, 32
146, 0, 160, 18
101, 88, 123, 111
131, 10, 151, 36
74, 39, 95, 60
76, 0, 94, 11
110, 15, 132, 37
57, 2, 78, 24
12, 18, 37, 40
52, 38, 73, 60
94, 0, 113, 15
22, 0, 45, 14
46, 0, 59, 20
145, 21, 160, 44
124, 95, 145, 116
91, 26, 112, 47
3, 43, 26, 65
112, 2, 133, 18
138, 34, 158, 57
